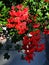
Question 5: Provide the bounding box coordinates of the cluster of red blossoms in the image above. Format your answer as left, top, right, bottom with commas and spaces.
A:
6, 4, 45, 63
22, 30, 45, 63
43, 28, 49, 34
7, 4, 41, 34
7, 4, 29, 34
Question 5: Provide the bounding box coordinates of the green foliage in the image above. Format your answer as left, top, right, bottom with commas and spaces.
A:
0, 1, 10, 26
0, 1, 4, 7
0, 27, 2, 31
23, 0, 49, 31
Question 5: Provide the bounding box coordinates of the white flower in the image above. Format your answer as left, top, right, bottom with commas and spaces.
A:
2, 27, 7, 30
27, 50, 29, 52
27, 33, 32, 37
21, 49, 25, 53
26, 45, 29, 48
0, 36, 7, 44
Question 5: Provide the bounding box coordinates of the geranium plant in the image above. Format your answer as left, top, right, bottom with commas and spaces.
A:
0, 0, 49, 63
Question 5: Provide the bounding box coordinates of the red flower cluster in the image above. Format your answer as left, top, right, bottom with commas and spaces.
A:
43, 29, 49, 34
7, 4, 29, 34
22, 30, 45, 63
6, 4, 45, 63
33, 23, 40, 28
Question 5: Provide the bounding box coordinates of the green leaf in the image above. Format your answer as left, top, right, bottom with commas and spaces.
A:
0, 27, 2, 31
37, 17, 41, 21
46, 25, 49, 29
2, 21, 7, 25
40, 0, 44, 3
46, 7, 49, 11
2, 6, 6, 11
0, 1, 4, 7
37, 9, 43, 17
30, 0, 34, 2
0, 21, 2, 24
10, 32, 15, 36
46, 12, 49, 19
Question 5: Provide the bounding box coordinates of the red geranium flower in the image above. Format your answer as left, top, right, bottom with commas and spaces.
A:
29, 30, 40, 36
27, 19, 32, 23
33, 23, 40, 28
9, 10, 17, 17
23, 36, 29, 46
6, 23, 15, 28
14, 17, 21, 24
11, 6, 15, 10
15, 10, 22, 17
7, 17, 14, 23
16, 4, 23, 10
37, 44, 45, 52
25, 54, 33, 63
15, 22, 28, 34
43, 29, 49, 34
